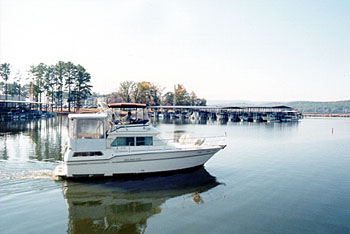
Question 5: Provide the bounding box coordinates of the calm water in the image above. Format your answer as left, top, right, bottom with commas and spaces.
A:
1, 117, 350, 234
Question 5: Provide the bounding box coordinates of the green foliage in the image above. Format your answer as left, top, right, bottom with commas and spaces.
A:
0, 81, 4, 93
27, 61, 92, 111
0, 63, 11, 82
14, 70, 23, 98
108, 92, 123, 104
73, 65, 92, 109
174, 84, 189, 106
116, 81, 162, 106
54, 61, 65, 110
288, 101, 350, 113
171, 84, 206, 106
162, 92, 174, 106
115, 82, 205, 106
118, 81, 135, 103
7, 82, 20, 97
28, 63, 47, 102
64, 61, 76, 111
0, 81, 28, 98
0, 63, 11, 99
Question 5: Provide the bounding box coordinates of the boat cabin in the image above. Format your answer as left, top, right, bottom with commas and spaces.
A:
106, 121, 161, 151
68, 113, 108, 152
66, 103, 168, 159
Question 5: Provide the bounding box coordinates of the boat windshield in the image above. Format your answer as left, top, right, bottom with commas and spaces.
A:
69, 118, 105, 139
111, 107, 149, 124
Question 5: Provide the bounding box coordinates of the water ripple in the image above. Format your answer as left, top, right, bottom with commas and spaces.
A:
0, 169, 55, 181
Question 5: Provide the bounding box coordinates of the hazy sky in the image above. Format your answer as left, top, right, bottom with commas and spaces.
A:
0, 0, 349, 102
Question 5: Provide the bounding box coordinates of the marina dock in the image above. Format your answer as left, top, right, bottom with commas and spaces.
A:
0, 100, 56, 121
149, 105, 303, 122
1, 100, 303, 123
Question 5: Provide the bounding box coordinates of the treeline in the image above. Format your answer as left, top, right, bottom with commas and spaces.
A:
0, 62, 92, 111
287, 101, 350, 113
109, 81, 206, 106
0, 80, 29, 99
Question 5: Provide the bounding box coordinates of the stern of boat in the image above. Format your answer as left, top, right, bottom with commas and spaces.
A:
54, 164, 67, 180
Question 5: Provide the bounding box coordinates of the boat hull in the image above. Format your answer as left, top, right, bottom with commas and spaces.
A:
55, 146, 224, 179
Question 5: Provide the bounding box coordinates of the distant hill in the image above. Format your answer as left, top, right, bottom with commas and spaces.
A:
208, 100, 350, 113
286, 100, 350, 113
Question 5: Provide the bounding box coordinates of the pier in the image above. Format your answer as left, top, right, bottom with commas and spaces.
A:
0, 99, 56, 121
149, 105, 302, 122
0, 101, 303, 123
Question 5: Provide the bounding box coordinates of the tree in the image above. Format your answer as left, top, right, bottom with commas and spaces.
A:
0, 63, 11, 100
174, 84, 189, 106
162, 92, 174, 105
118, 81, 135, 102
189, 91, 206, 106
108, 92, 123, 104
27, 65, 39, 101
196, 98, 207, 106
133, 81, 151, 104
43, 65, 55, 107
27, 63, 47, 110
0, 82, 4, 94
129, 81, 163, 105
34, 63, 47, 104
20, 84, 29, 98
1, 81, 28, 99
7, 82, 19, 97
54, 61, 65, 111
189, 91, 197, 106
73, 64, 92, 110
149, 83, 162, 106
64, 62, 76, 112
14, 70, 23, 98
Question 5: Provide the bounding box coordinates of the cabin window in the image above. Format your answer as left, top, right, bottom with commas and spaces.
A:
111, 137, 135, 146
76, 119, 104, 139
136, 137, 153, 146
73, 151, 103, 157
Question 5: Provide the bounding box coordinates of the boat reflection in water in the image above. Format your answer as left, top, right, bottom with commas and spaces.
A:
62, 167, 220, 234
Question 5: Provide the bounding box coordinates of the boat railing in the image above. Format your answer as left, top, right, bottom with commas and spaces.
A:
109, 122, 149, 133
111, 135, 226, 153
168, 135, 227, 148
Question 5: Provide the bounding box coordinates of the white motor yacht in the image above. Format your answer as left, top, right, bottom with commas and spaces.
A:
54, 103, 226, 179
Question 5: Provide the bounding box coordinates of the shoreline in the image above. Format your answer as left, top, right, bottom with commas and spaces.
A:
303, 113, 350, 118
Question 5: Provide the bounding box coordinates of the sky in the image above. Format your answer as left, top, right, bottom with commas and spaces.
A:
0, 0, 349, 102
